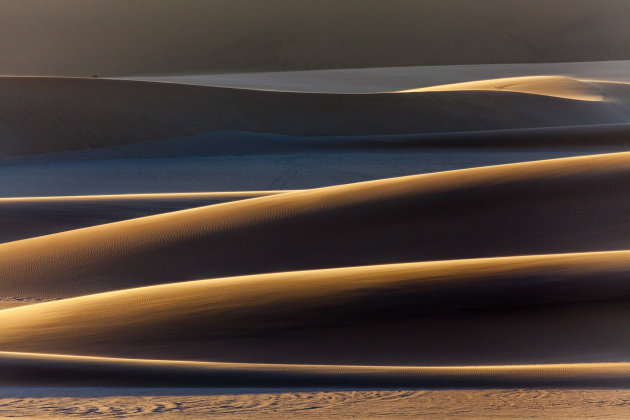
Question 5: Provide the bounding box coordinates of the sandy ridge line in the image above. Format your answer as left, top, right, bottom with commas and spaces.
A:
1, 74, 617, 100
0, 191, 295, 202
4, 150, 627, 234
2, 352, 630, 388
1, 248, 630, 313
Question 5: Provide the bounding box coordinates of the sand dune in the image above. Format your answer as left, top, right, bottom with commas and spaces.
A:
9, 124, 630, 164
1, 352, 630, 388
119, 61, 630, 94
3, 250, 630, 365
3, 1, 630, 76
2, 77, 628, 158
2, 153, 630, 301
0, 192, 287, 244
400, 76, 605, 101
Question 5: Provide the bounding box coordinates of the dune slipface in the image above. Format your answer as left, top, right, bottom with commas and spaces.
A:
2, 153, 630, 301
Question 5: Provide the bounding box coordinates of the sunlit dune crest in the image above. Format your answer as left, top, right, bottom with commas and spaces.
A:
0, 191, 291, 244
399, 76, 605, 101
1, 351, 630, 388
2, 152, 630, 302
1, 77, 628, 159
2, 249, 630, 365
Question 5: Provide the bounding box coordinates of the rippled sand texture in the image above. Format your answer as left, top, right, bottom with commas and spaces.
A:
1, 390, 629, 419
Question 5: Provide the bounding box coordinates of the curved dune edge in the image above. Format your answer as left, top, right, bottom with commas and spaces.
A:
3, 152, 630, 299
3, 250, 630, 364
1, 352, 630, 388
0, 191, 293, 245
399, 76, 605, 101
0, 191, 293, 203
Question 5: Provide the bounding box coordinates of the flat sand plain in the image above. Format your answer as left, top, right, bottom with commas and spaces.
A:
2, 389, 629, 419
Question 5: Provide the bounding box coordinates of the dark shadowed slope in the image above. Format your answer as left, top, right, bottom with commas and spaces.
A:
3, 252, 630, 365
2, 153, 630, 300
2, 352, 630, 388
0, 192, 287, 243
1, 77, 628, 158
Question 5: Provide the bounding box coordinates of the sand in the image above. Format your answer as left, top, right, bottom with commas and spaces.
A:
0, 192, 287, 243
1, 389, 629, 419
120, 61, 630, 93
3, 1, 630, 76
2, 252, 630, 364
2, 352, 630, 388
1, 76, 628, 159
4, 2, 630, 416
2, 152, 630, 301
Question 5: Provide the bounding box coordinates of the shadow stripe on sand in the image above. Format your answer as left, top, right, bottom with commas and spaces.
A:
2, 352, 630, 388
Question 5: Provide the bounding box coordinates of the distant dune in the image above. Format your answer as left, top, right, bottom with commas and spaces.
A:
0, 192, 286, 244
122, 61, 630, 93
3, 251, 630, 365
2, 0, 630, 76
1, 77, 629, 158
400, 76, 606, 101
2, 153, 630, 301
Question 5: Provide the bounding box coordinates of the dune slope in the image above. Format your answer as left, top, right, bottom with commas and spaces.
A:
1, 352, 630, 388
1, 77, 628, 158
2, 153, 630, 300
400, 76, 605, 101
0, 192, 287, 243
2, 252, 630, 364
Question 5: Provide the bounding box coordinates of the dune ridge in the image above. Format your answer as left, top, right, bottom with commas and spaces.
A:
1, 77, 628, 158
2, 251, 630, 364
399, 76, 605, 101
119, 61, 630, 94
0, 191, 290, 243
1, 352, 630, 388
2, 153, 630, 300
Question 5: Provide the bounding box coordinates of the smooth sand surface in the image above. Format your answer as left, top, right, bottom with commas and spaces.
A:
8, 124, 630, 164
0, 149, 607, 197
0, 192, 288, 244
3, 1, 630, 76
2, 153, 630, 300
121, 61, 630, 93
3, 252, 630, 364
400, 76, 606, 101
1, 77, 628, 158
1, 389, 629, 419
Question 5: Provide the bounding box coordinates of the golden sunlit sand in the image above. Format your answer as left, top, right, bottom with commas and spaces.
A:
399, 76, 606, 101
2, 152, 630, 301
2, 251, 630, 364
2, 351, 630, 388
0, 191, 290, 244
